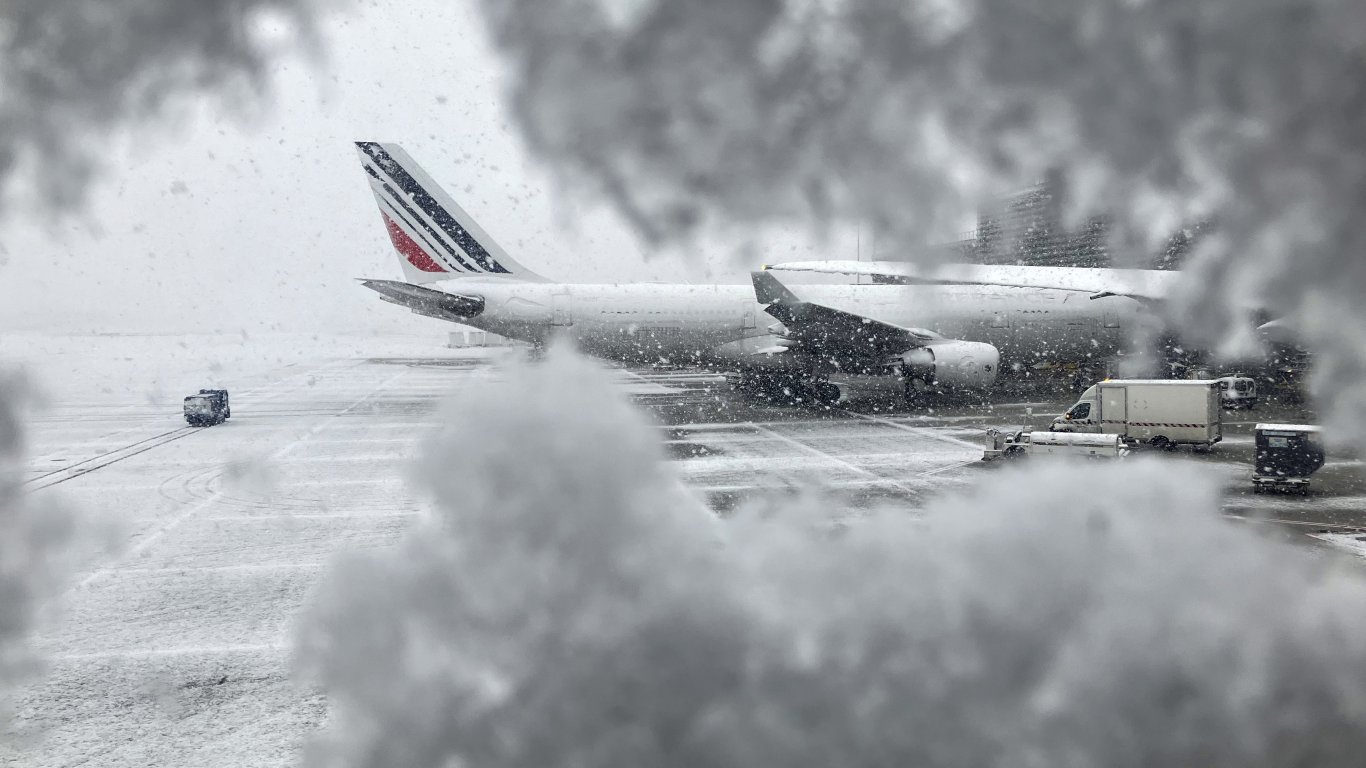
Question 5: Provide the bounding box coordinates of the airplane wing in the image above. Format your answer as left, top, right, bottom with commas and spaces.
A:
751, 271, 939, 373
360, 279, 485, 322
762, 260, 1177, 302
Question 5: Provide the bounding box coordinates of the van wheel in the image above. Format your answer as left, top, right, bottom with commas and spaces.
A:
1150, 436, 1173, 451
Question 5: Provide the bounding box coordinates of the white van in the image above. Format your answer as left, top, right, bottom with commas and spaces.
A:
1051, 379, 1222, 449
1216, 375, 1258, 409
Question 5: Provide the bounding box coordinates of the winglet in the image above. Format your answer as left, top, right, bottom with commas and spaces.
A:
752, 270, 802, 306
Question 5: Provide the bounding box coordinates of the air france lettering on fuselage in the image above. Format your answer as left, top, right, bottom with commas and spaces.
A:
444, 279, 1136, 370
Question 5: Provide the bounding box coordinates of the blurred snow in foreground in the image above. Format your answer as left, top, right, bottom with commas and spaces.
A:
478, 0, 1366, 447
0, 372, 78, 709
0, 0, 322, 215
297, 348, 1366, 767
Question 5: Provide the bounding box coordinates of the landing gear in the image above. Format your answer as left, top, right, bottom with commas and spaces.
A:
904, 377, 942, 407
808, 379, 841, 404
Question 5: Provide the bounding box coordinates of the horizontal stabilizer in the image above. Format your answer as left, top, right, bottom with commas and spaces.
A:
360, 279, 484, 321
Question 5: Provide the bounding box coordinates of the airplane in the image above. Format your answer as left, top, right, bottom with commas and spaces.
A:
355, 141, 1151, 404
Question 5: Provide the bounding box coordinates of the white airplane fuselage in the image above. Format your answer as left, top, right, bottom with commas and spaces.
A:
442, 279, 1140, 373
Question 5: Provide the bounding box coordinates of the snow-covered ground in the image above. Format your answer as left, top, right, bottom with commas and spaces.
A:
2, 333, 488, 766
4, 333, 1363, 766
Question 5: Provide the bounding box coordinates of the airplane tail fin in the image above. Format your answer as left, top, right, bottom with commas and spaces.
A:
355, 141, 548, 284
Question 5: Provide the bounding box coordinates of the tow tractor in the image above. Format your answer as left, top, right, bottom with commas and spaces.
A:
983, 428, 1128, 461
1252, 423, 1324, 493
983, 408, 1129, 461
184, 389, 230, 427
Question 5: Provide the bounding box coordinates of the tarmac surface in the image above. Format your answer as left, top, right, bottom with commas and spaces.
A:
5, 340, 1364, 766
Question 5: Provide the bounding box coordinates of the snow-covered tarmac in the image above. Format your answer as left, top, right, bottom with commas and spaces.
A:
6, 341, 481, 766
4, 335, 1364, 766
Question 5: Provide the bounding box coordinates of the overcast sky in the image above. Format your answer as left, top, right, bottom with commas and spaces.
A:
0, 0, 875, 336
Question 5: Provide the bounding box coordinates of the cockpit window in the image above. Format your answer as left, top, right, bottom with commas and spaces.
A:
1069, 402, 1092, 420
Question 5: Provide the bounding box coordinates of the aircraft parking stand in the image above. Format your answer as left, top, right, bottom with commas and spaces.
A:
5, 347, 1365, 766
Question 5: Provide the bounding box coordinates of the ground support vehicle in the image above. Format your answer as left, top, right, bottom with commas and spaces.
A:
1216, 375, 1258, 409
1252, 424, 1324, 493
983, 429, 1128, 461
184, 389, 230, 426
1051, 379, 1222, 450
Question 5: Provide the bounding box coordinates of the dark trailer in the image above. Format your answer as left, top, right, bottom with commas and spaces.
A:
1253, 423, 1324, 492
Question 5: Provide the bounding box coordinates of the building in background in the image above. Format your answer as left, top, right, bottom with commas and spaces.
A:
953, 172, 1210, 270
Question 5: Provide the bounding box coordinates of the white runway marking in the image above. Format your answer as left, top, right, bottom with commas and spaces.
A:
115, 563, 329, 575
745, 422, 922, 495
1308, 532, 1366, 559
840, 410, 986, 451
195, 511, 422, 522
50, 644, 288, 661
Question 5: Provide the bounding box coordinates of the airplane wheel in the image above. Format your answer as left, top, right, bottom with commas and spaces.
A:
813, 382, 841, 406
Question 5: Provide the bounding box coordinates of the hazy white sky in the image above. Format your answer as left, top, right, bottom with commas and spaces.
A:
0, 0, 868, 336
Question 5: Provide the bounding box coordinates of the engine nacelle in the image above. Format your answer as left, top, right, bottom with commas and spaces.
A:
902, 341, 1001, 390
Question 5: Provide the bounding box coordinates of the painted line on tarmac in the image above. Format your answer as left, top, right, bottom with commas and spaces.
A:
1223, 514, 1366, 530
194, 511, 422, 522
1306, 532, 1366, 559
745, 422, 922, 496
50, 643, 287, 661
115, 563, 329, 575
839, 410, 986, 451
915, 458, 981, 477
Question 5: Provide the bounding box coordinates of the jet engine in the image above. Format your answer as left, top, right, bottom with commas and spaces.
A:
901, 341, 1001, 390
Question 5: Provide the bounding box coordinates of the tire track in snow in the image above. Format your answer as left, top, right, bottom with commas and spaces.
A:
72, 364, 412, 591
